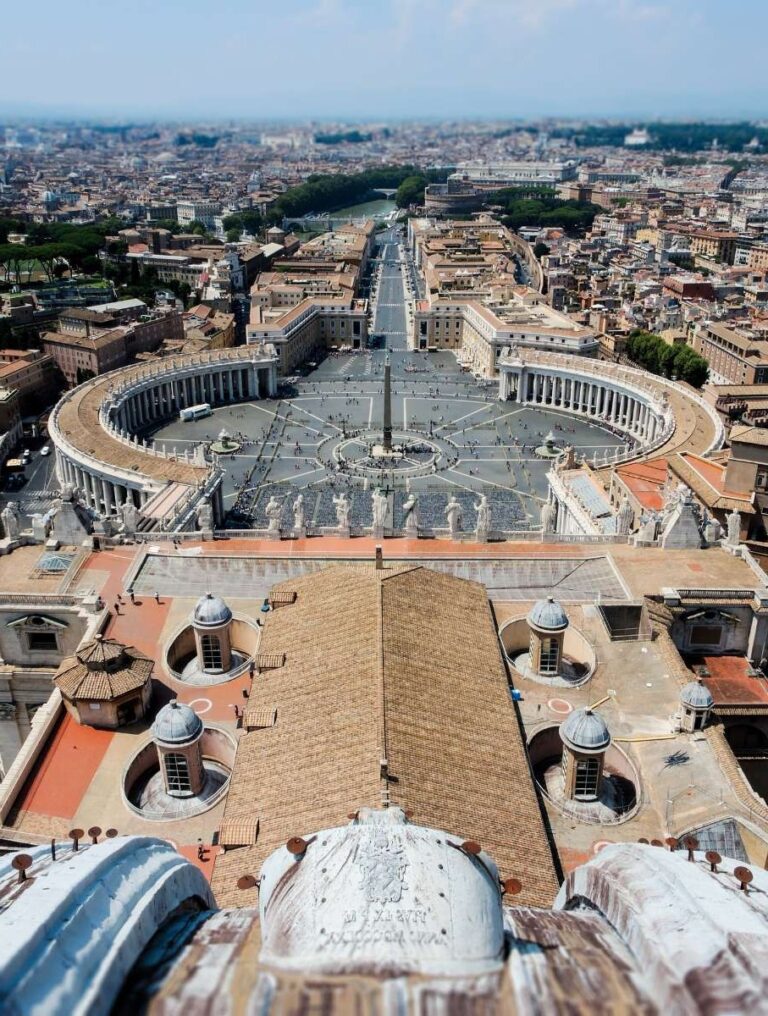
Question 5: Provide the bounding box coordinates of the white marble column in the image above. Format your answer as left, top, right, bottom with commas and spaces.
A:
101, 478, 113, 516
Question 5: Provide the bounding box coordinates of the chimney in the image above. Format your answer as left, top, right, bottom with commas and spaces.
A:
375, 545, 383, 570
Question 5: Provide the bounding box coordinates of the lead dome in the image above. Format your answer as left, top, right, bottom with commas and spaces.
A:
560, 707, 611, 752
152, 700, 203, 745
528, 596, 569, 632
681, 680, 714, 710
193, 592, 232, 627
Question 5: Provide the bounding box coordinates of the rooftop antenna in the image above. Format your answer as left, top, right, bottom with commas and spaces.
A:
236, 874, 259, 891
88, 826, 102, 845
69, 828, 84, 852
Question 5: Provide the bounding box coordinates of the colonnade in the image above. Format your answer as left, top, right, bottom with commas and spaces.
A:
499, 364, 665, 446
56, 455, 146, 515
49, 349, 279, 527
111, 363, 275, 433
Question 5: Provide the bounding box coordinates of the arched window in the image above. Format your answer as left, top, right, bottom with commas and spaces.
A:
164, 752, 191, 794
200, 633, 223, 672
574, 758, 600, 799
539, 636, 560, 675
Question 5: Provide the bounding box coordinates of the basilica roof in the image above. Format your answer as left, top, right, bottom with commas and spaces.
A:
211, 563, 561, 910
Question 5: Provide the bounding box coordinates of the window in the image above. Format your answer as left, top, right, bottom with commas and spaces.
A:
538, 636, 560, 675
27, 632, 58, 652
164, 752, 191, 794
200, 633, 223, 672
689, 624, 723, 648
573, 758, 600, 799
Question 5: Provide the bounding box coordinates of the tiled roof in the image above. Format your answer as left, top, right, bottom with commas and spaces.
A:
211, 564, 560, 910
53, 637, 152, 702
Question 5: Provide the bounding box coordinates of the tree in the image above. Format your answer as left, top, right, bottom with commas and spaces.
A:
626, 330, 709, 389
395, 174, 427, 208
185, 220, 209, 237
533, 241, 550, 259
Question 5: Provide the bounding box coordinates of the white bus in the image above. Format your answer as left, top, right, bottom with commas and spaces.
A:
179, 403, 212, 422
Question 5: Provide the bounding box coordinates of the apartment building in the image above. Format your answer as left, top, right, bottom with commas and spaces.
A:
688, 230, 738, 266
42, 328, 129, 385
247, 297, 368, 374
176, 199, 221, 229
450, 161, 576, 185
409, 218, 597, 372
692, 320, 768, 385
0, 349, 60, 414
748, 243, 768, 272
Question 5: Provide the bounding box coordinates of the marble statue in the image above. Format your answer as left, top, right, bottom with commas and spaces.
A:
402, 493, 419, 536
61, 481, 76, 502
540, 500, 556, 534
291, 494, 305, 531
726, 508, 741, 547
616, 495, 634, 536
445, 495, 463, 537
333, 492, 350, 530
638, 511, 659, 544
371, 488, 387, 531
265, 495, 283, 533
474, 494, 491, 535
120, 499, 139, 535
704, 514, 722, 545
1, 502, 19, 541
196, 497, 213, 533
31, 512, 48, 543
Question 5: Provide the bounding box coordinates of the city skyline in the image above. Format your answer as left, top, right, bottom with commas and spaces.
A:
2, 0, 767, 120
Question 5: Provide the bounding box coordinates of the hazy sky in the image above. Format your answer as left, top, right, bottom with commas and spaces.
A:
2, 0, 766, 120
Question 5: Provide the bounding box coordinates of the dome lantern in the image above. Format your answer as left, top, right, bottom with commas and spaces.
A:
559, 708, 611, 802
527, 596, 569, 677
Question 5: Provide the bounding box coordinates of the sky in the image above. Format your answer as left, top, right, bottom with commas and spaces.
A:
1, 0, 767, 121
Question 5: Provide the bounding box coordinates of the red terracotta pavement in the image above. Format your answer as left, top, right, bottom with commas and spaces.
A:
15, 712, 113, 820
177, 843, 225, 882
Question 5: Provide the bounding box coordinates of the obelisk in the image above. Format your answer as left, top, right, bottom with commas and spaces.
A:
383, 352, 392, 452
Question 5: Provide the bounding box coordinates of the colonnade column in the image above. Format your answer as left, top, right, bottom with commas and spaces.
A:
101, 478, 113, 516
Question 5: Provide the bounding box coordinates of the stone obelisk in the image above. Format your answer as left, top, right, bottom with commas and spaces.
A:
383, 352, 392, 452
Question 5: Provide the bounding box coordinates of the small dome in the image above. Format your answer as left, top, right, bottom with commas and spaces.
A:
681, 680, 714, 710
193, 592, 232, 627
152, 700, 203, 745
528, 596, 569, 631
560, 708, 611, 752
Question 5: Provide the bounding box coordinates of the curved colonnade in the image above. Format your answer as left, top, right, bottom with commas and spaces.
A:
49, 341, 724, 534
49, 345, 278, 527
498, 347, 724, 466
